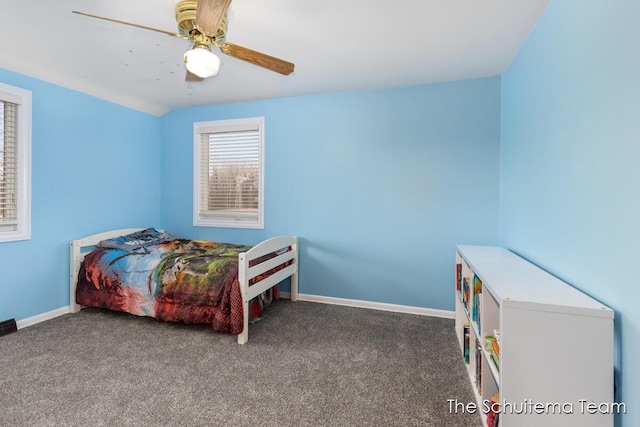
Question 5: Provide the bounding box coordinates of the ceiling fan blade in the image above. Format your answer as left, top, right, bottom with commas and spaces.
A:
219, 42, 295, 75
72, 11, 188, 40
196, 0, 232, 36
185, 70, 204, 82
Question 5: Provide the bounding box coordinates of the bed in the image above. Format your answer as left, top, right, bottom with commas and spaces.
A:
69, 228, 298, 344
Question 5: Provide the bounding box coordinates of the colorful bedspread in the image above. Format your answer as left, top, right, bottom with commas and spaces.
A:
75, 229, 279, 335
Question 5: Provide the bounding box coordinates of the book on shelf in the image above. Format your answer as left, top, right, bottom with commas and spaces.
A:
484, 334, 501, 372
492, 339, 500, 358
491, 329, 501, 356
473, 274, 482, 334
486, 393, 500, 427
463, 324, 470, 364
475, 339, 482, 394
456, 263, 462, 291
490, 353, 500, 373
462, 277, 470, 311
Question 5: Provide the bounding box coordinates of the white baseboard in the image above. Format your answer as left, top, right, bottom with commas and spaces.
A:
279, 292, 454, 319
15, 294, 454, 330
16, 306, 70, 329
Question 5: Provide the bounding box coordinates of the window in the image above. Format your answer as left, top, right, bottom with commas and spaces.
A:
193, 117, 264, 229
0, 82, 31, 242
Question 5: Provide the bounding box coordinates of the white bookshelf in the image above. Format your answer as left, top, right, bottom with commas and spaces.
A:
454, 245, 614, 427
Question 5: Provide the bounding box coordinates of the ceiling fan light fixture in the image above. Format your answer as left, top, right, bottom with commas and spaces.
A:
184, 44, 220, 78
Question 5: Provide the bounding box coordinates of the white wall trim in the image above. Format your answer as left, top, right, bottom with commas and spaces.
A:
16, 306, 70, 329
14, 293, 454, 330
279, 292, 455, 319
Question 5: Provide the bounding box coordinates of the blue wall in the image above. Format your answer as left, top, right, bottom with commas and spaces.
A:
0, 70, 501, 321
501, 0, 640, 425
0, 68, 162, 322
161, 78, 501, 310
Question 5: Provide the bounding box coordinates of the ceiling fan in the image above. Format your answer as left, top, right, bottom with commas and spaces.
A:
72, 0, 295, 82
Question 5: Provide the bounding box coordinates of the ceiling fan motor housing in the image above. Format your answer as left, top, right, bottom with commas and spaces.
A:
176, 0, 227, 43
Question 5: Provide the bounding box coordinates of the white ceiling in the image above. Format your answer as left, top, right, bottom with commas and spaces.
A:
0, 0, 550, 116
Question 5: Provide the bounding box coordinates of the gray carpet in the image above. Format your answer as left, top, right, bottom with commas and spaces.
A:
0, 300, 481, 426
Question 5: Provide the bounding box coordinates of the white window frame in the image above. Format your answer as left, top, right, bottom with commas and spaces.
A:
193, 117, 265, 229
0, 82, 31, 243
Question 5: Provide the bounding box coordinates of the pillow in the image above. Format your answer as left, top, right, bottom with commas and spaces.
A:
97, 228, 177, 251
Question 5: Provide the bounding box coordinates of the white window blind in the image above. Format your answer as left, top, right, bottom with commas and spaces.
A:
0, 82, 31, 242
0, 101, 18, 232
193, 117, 264, 229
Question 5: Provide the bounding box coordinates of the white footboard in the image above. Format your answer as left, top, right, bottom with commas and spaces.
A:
237, 236, 298, 344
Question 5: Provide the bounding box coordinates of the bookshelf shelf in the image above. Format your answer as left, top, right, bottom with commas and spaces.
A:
454, 245, 614, 427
